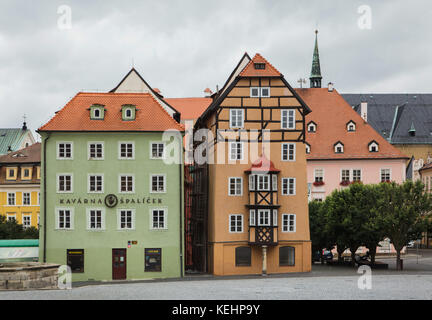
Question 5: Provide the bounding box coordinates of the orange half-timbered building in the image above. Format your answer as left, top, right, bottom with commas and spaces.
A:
192, 53, 312, 275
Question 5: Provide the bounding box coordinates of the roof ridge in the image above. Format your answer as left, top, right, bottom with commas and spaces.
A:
147, 94, 185, 132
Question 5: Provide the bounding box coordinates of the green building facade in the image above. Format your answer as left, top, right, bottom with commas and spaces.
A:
38, 91, 185, 282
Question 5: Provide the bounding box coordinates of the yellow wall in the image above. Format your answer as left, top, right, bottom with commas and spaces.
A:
0, 189, 40, 228
394, 144, 432, 161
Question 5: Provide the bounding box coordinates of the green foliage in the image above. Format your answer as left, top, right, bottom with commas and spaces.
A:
311, 180, 432, 268
374, 180, 432, 268
0, 215, 39, 240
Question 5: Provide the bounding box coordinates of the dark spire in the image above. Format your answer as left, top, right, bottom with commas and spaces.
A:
310, 30, 322, 88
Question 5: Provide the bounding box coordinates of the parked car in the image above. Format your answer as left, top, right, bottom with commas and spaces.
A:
322, 249, 333, 261
407, 240, 416, 248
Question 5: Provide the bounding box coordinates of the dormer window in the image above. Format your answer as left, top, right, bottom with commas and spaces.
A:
254, 63, 265, 70
122, 105, 136, 121
307, 121, 317, 133
368, 141, 379, 152
334, 142, 344, 154
347, 121, 356, 132
90, 104, 105, 120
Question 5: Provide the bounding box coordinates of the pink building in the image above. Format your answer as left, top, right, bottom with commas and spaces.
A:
296, 87, 409, 201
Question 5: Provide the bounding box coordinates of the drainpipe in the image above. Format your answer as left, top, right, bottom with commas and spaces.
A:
179, 138, 184, 278
42, 132, 50, 263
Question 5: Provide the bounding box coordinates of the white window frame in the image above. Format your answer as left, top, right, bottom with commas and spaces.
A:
150, 208, 168, 230
352, 169, 362, 182
305, 143, 311, 154
380, 168, 391, 182
249, 210, 256, 226
229, 142, 244, 161
88, 142, 104, 160
314, 169, 324, 182
334, 143, 344, 154
250, 87, 260, 98
117, 209, 135, 230
150, 142, 166, 160
118, 174, 135, 194
282, 214, 296, 233
307, 122, 316, 132
150, 174, 167, 194
22, 214, 31, 229
86, 208, 105, 231
23, 192, 31, 206
257, 174, 270, 191
118, 141, 135, 160
260, 87, 270, 98
369, 142, 379, 152
229, 109, 244, 129
281, 109, 295, 130
282, 143, 296, 161
56, 142, 73, 160
124, 107, 134, 120
347, 121, 356, 132
7, 192, 16, 206
229, 214, 243, 233
282, 178, 296, 196
341, 169, 350, 182
55, 207, 74, 230
6, 214, 16, 222
257, 209, 271, 226
57, 174, 73, 193
228, 177, 243, 196
88, 174, 104, 194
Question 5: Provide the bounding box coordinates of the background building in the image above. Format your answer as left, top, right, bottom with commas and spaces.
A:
0, 143, 40, 228
342, 94, 432, 181
0, 122, 36, 155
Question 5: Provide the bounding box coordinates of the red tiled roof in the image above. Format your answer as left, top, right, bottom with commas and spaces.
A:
39, 93, 184, 132
296, 88, 409, 160
165, 97, 212, 121
239, 53, 281, 77
0, 143, 40, 164
245, 154, 280, 173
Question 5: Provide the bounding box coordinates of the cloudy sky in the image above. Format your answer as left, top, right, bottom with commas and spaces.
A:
0, 0, 431, 138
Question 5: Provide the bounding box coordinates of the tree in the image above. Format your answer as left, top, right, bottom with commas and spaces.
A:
309, 200, 333, 262
375, 180, 432, 270
0, 215, 39, 239
326, 184, 375, 266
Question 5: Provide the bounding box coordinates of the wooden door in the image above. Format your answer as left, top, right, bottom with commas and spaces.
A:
112, 249, 127, 280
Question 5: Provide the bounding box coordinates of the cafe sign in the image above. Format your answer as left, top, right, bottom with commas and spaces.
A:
58, 195, 163, 208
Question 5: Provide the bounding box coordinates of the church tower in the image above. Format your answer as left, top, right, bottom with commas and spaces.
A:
310, 30, 322, 88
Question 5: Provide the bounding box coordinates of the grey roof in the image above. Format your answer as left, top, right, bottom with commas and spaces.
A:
342, 94, 432, 144
0, 128, 30, 155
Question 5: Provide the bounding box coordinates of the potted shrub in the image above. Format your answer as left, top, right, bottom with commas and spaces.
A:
340, 180, 350, 186
313, 181, 325, 187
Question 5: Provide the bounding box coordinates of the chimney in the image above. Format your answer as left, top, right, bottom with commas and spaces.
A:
22, 122, 27, 131
360, 101, 368, 122
328, 82, 334, 92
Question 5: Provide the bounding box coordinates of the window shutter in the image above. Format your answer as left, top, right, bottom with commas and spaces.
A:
272, 175, 277, 191
249, 175, 255, 191
273, 210, 278, 227
70, 210, 74, 230
102, 210, 106, 230
250, 210, 255, 226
